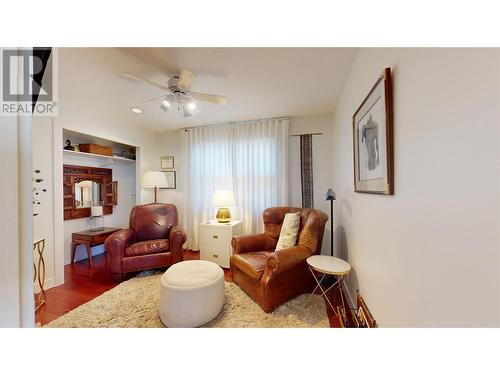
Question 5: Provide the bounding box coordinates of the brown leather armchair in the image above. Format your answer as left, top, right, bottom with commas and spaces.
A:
230, 207, 328, 312
105, 203, 186, 275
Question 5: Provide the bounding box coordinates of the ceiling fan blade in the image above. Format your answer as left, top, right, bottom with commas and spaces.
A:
122, 72, 169, 91
178, 69, 196, 89
141, 94, 169, 105
192, 92, 228, 105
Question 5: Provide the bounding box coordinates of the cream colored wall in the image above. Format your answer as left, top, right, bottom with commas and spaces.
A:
155, 115, 336, 255
27, 47, 500, 328
0, 116, 23, 327
155, 129, 184, 210
0, 49, 35, 327
61, 153, 136, 265
289, 114, 335, 255
32, 120, 55, 289
32, 115, 158, 288
1, 115, 35, 327
31, 46, 170, 288
330, 48, 500, 327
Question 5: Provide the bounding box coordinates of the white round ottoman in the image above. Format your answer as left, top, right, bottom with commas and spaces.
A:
159, 260, 225, 327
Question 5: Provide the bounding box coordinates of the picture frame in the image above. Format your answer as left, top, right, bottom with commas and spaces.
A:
356, 292, 377, 328
337, 306, 348, 328
353, 67, 394, 195
356, 307, 368, 327
161, 171, 176, 189
161, 156, 174, 170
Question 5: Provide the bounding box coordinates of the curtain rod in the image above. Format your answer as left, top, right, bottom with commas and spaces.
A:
183, 116, 290, 131
290, 133, 324, 137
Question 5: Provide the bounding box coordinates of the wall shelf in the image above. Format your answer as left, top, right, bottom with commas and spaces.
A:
63, 149, 136, 163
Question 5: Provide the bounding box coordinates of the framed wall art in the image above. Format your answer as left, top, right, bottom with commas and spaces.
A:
161, 156, 174, 169
353, 67, 394, 195
161, 170, 176, 189
356, 292, 377, 328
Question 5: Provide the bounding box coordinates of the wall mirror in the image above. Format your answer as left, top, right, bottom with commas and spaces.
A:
63, 165, 117, 220
74, 180, 101, 208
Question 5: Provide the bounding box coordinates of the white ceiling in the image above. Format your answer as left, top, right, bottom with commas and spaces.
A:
59, 48, 357, 132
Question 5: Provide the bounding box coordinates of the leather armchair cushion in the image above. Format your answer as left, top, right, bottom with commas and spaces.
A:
125, 239, 169, 257
275, 212, 300, 250
231, 251, 270, 280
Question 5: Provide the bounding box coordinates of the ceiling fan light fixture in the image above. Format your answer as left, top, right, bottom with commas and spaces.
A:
161, 99, 171, 108
183, 99, 199, 117
160, 101, 171, 113
125, 69, 226, 118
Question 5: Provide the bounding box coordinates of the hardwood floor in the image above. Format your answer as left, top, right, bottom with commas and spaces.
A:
36, 250, 351, 327
36, 253, 129, 325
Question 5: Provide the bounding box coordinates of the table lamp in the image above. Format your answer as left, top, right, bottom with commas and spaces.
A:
211, 190, 236, 223
142, 171, 168, 203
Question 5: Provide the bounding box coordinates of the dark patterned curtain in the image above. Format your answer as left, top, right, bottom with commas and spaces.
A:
300, 134, 314, 208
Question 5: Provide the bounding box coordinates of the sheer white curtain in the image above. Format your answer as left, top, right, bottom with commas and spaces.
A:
182, 118, 289, 249
182, 124, 233, 249
232, 119, 288, 234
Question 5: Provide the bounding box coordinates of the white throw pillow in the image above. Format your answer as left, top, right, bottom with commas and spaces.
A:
275, 212, 300, 251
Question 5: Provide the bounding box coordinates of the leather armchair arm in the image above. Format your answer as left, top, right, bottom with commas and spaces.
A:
169, 225, 187, 263
263, 245, 312, 280
232, 233, 268, 254
104, 228, 135, 273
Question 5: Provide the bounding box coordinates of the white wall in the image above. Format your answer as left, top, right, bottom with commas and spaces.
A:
30, 46, 161, 288
62, 153, 136, 264
289, 114, 335, 255
155, 116, 336, 254
32, 117, 158, 288
156, 129, 184, 210
32, 120, 56, 289
1, 115, 35, 327
0, 117, 23, 326
330, 48, 500, 327
0, 49, 35, 327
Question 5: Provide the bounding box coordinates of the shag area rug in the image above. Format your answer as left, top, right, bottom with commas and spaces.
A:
45, 272, 329, 328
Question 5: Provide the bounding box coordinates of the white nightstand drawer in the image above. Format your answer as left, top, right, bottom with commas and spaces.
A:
200, 245, 230, 268
201, 227, 231, 246
199, 220, 242, 269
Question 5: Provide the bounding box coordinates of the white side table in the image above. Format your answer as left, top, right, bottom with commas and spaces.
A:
305, 255, 351, 319
200, 220, 242, 268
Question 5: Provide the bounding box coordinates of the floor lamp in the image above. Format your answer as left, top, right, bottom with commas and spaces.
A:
142, 171, 168, 203
325, 188, 336, 257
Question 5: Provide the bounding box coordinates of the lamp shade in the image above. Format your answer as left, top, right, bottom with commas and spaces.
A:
211, 190, 236, 207
142, 171, 168, 188
90, 206, 102, 216
325, 188, 336, 201
91, 205, 103, 217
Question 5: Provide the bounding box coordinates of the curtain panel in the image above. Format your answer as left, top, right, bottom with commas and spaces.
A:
182, 118, 289, 249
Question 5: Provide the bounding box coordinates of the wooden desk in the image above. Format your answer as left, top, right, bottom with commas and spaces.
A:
71, 227, 121, 267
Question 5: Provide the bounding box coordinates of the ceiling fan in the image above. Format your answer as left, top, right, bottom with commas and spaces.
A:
123, 69, 228, 117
